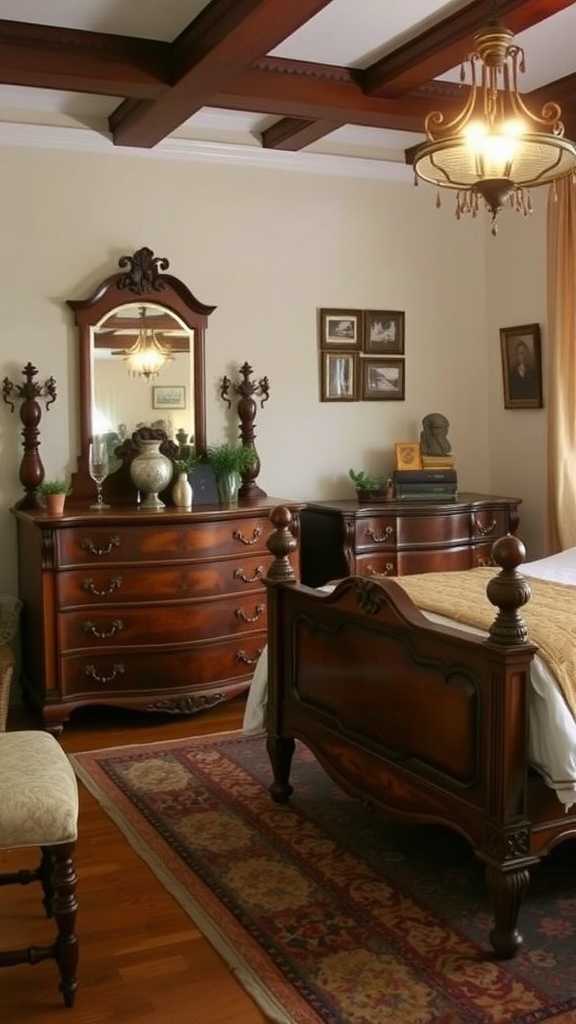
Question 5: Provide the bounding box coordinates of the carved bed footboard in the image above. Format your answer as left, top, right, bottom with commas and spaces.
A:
264, 506, 544, 959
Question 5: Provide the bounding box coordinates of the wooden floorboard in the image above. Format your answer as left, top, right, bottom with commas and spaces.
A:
0, 699, 267, 1022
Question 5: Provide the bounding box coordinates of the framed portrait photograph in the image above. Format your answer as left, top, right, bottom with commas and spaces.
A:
500, 324, 543, 409
319, 308, 362, 350
320, 351, 358, 402
152, 385, 186, 410
361, 358, 405, 401
363, 310, 405, 355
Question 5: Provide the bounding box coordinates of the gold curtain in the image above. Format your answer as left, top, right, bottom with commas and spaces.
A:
548, 177, 576, 551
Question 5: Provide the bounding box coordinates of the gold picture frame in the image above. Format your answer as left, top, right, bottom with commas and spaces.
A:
394, 442, 422, 471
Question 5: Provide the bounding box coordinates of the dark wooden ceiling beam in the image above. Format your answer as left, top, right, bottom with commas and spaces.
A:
0, 19, 170, 99
110, 0, 333, 148
212, 61, 460, 132
365, 0, 576, 98
261, 116, 346, 150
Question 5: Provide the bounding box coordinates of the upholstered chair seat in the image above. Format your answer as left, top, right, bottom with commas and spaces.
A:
0, 731, 79, 1007
0, 732, 78, 850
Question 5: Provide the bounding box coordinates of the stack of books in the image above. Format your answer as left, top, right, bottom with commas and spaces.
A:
393, 468, 458, 501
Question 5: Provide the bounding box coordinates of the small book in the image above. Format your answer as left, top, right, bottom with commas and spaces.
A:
395, 490, 458, 501
393, 470, 457, 484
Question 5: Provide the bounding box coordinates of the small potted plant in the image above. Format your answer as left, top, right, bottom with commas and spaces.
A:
207, 444, 256, 505
349, 469, 393, 502
39, 479, 70, 516
171, 453, 199, 509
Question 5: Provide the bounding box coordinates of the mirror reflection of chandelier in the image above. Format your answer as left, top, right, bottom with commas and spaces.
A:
123, 306, 173, 380
413, 20, 576, 234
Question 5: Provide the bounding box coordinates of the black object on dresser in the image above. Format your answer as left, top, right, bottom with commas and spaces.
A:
301, 494, 520, 587
16, 499, 302, 734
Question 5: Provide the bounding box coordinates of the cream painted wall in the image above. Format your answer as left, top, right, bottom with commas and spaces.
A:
485, 196, 548, 559
0, 146, 493, 593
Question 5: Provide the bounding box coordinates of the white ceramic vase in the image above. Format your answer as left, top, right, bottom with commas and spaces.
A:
130, 440, 173, 510
172, 471, 193, 509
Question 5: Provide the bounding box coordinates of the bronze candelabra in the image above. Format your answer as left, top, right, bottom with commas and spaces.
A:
220, 362, 270, 499
2, 362, 57, 509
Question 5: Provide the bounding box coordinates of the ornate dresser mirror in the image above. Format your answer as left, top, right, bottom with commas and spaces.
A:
69, 246, 215, 502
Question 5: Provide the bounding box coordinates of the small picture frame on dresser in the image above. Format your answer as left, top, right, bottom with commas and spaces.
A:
363, 310, 405, 355
361, 358, 405, 401
321, 351, 358, 402
319, 309, 362, 351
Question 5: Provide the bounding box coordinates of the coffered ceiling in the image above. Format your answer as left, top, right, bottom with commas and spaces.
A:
0, 0, 574, 172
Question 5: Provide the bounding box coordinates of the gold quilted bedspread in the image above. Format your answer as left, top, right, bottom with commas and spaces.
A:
395, 568, 576, 717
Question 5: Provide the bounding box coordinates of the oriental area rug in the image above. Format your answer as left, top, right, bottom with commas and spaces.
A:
73, 733, 576, 1024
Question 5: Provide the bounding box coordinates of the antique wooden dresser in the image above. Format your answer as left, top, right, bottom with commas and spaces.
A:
301, 494, 520, 586
16, 499, 302, 733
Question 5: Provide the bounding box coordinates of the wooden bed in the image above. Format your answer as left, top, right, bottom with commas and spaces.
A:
264, 506, 576, 960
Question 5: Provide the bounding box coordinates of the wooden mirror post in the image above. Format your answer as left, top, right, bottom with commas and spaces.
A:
68, 247, 215, 503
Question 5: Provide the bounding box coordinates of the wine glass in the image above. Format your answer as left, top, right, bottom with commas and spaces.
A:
89, 437, 111, 510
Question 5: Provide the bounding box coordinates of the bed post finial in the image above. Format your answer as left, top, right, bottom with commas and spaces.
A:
486, 535, 531, 645
267, 507, 297, 584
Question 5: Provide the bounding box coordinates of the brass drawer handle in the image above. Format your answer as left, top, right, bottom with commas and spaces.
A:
233, 566, 265, 584
366, 563, 395, 577
234, 648, 263, 667
473, 515, 497, 537
82, 576, 123, 597
366, 525, 394, 544
475, 554, 495, 568
80, 536, 120, 557
232, 528, 263, 546
235, 604, 265, 624
84, 663, 125, 684
82, 619, 124, 639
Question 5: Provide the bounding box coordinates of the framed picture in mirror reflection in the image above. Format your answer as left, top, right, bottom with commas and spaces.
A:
152, 385, 186, 410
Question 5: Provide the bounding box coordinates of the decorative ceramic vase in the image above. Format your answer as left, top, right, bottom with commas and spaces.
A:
130, 440, 172, 510
217, 471, 239, 506
45, 493, 66, 516
172, 471, 193, 510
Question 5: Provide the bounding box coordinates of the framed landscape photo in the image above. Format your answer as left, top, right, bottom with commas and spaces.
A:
320, 351, 358, 402
361, 358, 405, 401
363, 310, 405, 355
152, 385, 186, 410
319, 308, 362, 351
500, 323, 543, 409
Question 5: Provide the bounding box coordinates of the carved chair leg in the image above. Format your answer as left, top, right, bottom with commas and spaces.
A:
485, 864, 530, 959
267, 736, 295, 804
39, 847, 54, 918
51, 843, 78, 1008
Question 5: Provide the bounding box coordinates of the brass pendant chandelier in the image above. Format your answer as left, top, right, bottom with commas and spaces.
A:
413, 20, 576, 234
123, 306, 173, 380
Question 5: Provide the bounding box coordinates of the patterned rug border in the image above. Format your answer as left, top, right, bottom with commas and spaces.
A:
71, 732, 306, 1024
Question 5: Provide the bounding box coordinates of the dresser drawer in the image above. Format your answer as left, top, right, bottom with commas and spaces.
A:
58, 593, 268, 651
59, 635, 265, 697
470, 508, 510, 541
55, 554, 285, 608
357, 544, 474, 577
355, 512, 472, 551
55, 517, 273, 567
355, 517, 396, 551
356, 553, 397, 578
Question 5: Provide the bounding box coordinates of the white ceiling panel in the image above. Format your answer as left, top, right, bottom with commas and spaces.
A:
0, 0, 210, 40
439, 5, 576, 91
270, 0, 470, 69
0, 85, 118, 115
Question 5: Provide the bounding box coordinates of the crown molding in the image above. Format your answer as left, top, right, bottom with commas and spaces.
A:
0, 121, 414, 181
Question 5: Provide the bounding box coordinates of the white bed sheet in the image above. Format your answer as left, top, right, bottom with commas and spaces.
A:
243, 546, 576, 809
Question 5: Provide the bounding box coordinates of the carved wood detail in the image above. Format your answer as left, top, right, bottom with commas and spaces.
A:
220, 362, 270, 499
2, 363, 57, 509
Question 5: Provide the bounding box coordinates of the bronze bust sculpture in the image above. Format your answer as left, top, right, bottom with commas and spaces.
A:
420, 413, 451, 456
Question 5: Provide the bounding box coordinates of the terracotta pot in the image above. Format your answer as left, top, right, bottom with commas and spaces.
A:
45, 493, 66, 516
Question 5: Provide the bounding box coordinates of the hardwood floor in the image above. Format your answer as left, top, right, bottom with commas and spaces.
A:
0, 699, 267, 1022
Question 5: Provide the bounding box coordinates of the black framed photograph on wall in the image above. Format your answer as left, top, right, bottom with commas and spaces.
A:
363, 310, 405, 355
361, 358, 405, 401
500, 323, 543, 409
319, 308, 363, 350
320, 351, 358, 402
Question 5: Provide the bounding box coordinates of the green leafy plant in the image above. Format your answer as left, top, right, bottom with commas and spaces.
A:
172, 452, 201, 474
207, 444, 256, 478
349, 469, 387, 492
38, 479, 71, 495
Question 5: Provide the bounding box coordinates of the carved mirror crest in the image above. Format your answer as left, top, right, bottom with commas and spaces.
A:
69, 247, 215, 503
